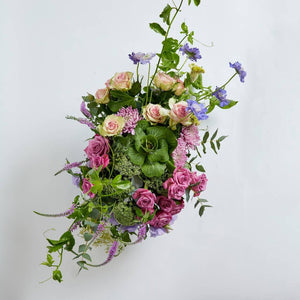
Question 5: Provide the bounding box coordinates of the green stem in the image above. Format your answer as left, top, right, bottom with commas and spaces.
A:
178, 34, 188, 46
177, 57, 188, 72
108, 143, 115, 178
149, 0, 184, 99
145, 63, 151, 105
136, 63, 140, 82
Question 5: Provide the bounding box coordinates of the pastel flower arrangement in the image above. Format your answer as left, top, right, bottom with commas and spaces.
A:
35, 0, 246, 283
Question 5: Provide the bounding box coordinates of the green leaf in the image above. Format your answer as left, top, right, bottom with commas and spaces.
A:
83, 232, 93, 242
112, 180, 132, 190
82, 93, 94, 102
127, 146, 146, 166
160, 51, 180, 70
149, 23, 166, 36
52, 270, 63, 282
216, 140, 220, 150
187, 31, 194, 44
218, 100, 238, 109
77, 261, 88, 270
78, 244, 88, 253
192, 73, 203, 89
194, 199, 201, 208
217, 135, 228, 142
199, 198, 208, 203
82, 253, 92, 262
196, 164, 206, 172
199, 205, 205, 217
141, 161, 166, 177
121, 231, 131, 243
211, 129, 218, 141
129, 81, 141, 97
188, 0, 192, 5
193, 0, 201, 6
162, 38, 179, 52
181, 22, 189, 34
202, 131, 209, 143
147, 139, 169, 163
159, 4, 172, 25
108, 91, 136, 112
185, 189, 191, 202
210, 141, 218, 154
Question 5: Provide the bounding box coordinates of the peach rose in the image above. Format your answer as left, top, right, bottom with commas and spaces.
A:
108, 72, 133, 91
142, 104, 170, 124
153, 72, 176, 91
98, 115, 125, 136
95, 88, 110, 104
173, 79, 185, 96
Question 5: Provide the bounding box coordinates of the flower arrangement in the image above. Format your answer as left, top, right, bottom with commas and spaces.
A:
35, 0, 246, 283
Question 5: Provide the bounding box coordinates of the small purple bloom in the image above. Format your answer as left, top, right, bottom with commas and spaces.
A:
63, 161, 83, 171
80, 101, 92, 118
70, 221, 81, 232
72, 175, 81, 188
129, 52, 156, 64
78, 118, 96, 129
99, 240, 119, 266
149, 226, 167, 238
179, 43, 202, 62
212, 87, 229, 107
186, 99, 208, 120
229, 61, 246, 83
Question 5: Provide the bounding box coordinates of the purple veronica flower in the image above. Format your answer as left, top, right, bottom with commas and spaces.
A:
98, 241, 119, 266
179, 43, 202, 62
129, 52, 156, 64
80, 101, 92, 118
186, 99, 208, 120
229, 61, 246, 83
212, 87, 229, 107
70, 221, 81, 232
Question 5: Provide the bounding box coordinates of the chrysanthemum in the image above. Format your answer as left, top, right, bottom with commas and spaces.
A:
181, 125, 200, 150
116, 106, 142, 135
172, 137, 187, 168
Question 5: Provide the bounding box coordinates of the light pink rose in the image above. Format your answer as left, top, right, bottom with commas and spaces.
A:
173, 167, 192, 188
133, 188, 156, 211
168, 183, 186, 200
82, 178, 95, 198
142, 104, 169, 124
169, 101, 189, 123
84, 135, 109, 160
171, 200, 185, 215
153, 72, 176, 91
173, 79, 185, 96
108, 72, 133, 91
90, 154, 109, 169
157, 196, 174, 213
95, 88, 110, 104
149, 211, 173, 228
191, 173, 207, 196
98, 115, 125, 136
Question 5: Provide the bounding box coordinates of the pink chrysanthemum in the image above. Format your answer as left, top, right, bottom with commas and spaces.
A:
172, 137, 187, 168
181, 124, 200, 150
116, 106, 142, 135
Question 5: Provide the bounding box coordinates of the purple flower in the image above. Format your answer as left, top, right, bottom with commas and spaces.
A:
179, 43, 202, 62
212, 87, 229, 107
72, 175, 81, 188
149, 226, 167, 238
78, 118, 96, 129
186, 100, 208, 120
229, 61, 246, 83
70, 221, 81, 232
116, 106, 142, 135
99, 241, 119, 266
129, 52, 156, 64
80, 101, 92, 118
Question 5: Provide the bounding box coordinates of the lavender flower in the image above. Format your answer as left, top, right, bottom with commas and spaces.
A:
70, 221, 81, 232
179, 43, 202, 62
34, 204, 76, 218
116, 106, 142, 135
77, 118, 96, 129
229, 61, 246, 83
72, 175, 81, 188
186, 99, 208, 120
98, 241, 119, 266
129, 52, 156, 64
64, 161, 83, 171
131, 224, 147, 244
80, 101, 92, 118
212, 87, 229, 107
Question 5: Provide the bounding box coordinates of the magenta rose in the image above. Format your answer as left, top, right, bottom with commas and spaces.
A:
163, 177, 174, 190
84, 135, 109, 160
173, 167, 192, 188
168, 183, 186, 200
157, 196, 174, 213
81, 178, 95, 198
90, 154, 109, 169
149, 211, 172, 228
191, 173, 207, 196
171, 200, 185, 215
133, 188, 156, 211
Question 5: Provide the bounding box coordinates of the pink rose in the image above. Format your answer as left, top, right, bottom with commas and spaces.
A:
153, 72, 176, 91
95, 88, 110, 104
81, 178, 95, 198
173, 79, 185, 96
169, 100, 191, 125
98, 115, 125, 136
108, 72, 133, 91
84, 135, 109, 160
149, 211, 172, 228
157, 196, 174, 213
191, 172, 207, 196
163, 177, 174, 190
142, 104, 169, 124
171, 200, 185, 215
90, 154, 109, 169
173, 167, 192, 188
168, 183, 186, 200
133, 188, 156, 211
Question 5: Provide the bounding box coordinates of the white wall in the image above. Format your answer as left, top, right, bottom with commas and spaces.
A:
1, 0, 300, 299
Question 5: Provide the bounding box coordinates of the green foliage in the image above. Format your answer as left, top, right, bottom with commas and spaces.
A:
200, 129, 227, 155
52, 269, 63, 282
149, 23, 166, 36
160, 4, 173, 25
108, 90, 136, 112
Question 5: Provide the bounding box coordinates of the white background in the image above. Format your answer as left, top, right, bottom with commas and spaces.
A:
1, 0, 300, 299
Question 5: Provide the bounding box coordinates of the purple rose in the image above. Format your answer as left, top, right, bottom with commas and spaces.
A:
149, 211, 172, 228
157, 196, 174, 213
171, 200, 185, 215
84, 135, 109, 160
173, 167, 192, 188
168, 184, 186, 200
133, 188, 156, 211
